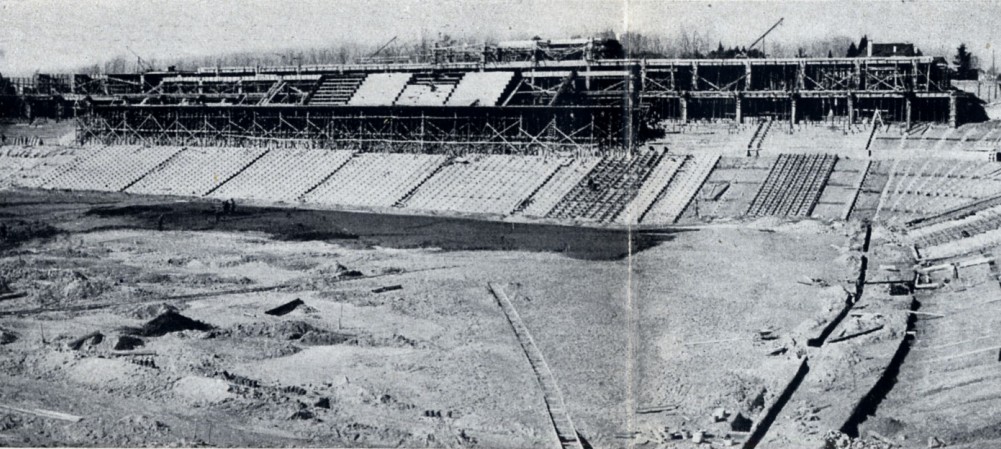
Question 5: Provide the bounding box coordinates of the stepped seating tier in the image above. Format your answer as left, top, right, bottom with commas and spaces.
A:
760, 123, 869, 153
347, 73, 413, 106
518, 157, 602, 217
546, 152, 663, 223
308, 74, 367, 106
616, 155, 685, 224
0, 147, 95, 189
875, 160, 1001, 221
654, 122, 756, 154
126, 147, 268, 197
403, 155, 563, 215
395, 84, 456, 106
746, 154, 837, 217
910, 204, 1001, 249
43, 146, 183, 192
641, 154, 720, 224
302, 153, 447, 209
446, 72, 516, 106
208, 149, 355, 202
870, 122, 1001, 153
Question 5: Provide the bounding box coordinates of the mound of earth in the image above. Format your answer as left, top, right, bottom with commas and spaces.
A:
133, 311, 213, 337
223, 320, 354, 345
0, 328, 17, 345
172, 376, 233, 404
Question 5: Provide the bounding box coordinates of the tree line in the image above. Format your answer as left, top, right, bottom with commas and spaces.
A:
70, 31, 981, 78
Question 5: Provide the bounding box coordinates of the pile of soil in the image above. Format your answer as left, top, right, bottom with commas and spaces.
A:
114, 335, 145, 350
133, 311, 213, 337
265, 299, 304, 316
129, 303, 179, 320
0, 328, 17, 345
224, 320, 353, 345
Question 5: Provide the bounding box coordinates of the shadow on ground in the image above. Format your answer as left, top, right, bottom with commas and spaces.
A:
3, 189, 689, 261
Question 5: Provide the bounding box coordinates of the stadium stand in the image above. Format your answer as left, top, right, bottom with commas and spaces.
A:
759, 121, 870, 155
874, 160, 1001, 221
641, 153, 720, 224
445, 71, 517, 106
261, 76, 322, 105
655, 121, 756, 154
870, 122, 1001, 154
347, 73, 413, 106
909, 203, 1001, 250
395, 73, 464, 106
301, 153, 448, 209
916, 206, 1001, 260
693, 156, 775, 220
811, 158, 870, 221
126, 147, 268, 197
747, 118, 772, 154
746, 154, 837, 217
403, 155, 563, 215
307, 74, 367, 105
0, 147, 94, 189
546, 152, 663, 223
208, 149, 355, 202
615, 155, 685, 224
43, 146, 184, 192
517, 157, 602, 217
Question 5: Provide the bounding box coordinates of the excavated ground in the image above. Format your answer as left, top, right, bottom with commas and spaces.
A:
0, 186, 874, 448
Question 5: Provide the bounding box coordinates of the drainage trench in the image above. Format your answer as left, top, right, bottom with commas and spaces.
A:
809, 223, 872, 347
840, 296, 919, 437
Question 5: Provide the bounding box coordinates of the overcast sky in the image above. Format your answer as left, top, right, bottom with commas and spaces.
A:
1, 0, 999, 75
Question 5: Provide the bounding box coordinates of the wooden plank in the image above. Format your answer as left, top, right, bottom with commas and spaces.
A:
488, 283, 583, 449
0, 404, 82, 423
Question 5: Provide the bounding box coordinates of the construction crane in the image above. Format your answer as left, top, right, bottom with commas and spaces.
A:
125, 46, 153, 73
369, 36, 398, 58
747, 18, 784, 58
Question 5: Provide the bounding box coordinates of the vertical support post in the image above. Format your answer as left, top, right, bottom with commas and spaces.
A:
640, 59, 647, 91
790, 96, 798, 127
691, 62, 699, 91
680, 96, 688, 123
622, 64, 639, 153
735, 95, 743, 124
847, 94, 855, 124
905, 96, 913, 130
797, 62, 806, 91
854, 61, 862, 90
948, 93, 958, 128
745, 61, 753, 91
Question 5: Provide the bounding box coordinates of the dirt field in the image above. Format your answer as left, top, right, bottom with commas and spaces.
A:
0, 184, 881, 448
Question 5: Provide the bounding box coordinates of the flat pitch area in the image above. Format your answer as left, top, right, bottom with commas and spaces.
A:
0, 190, 856, 448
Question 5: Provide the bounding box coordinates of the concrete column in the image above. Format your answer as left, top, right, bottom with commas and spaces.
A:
625, 65, 639, 152
735, 95, 743, 124
905, 96, 913, 130
790, 97, 798, 126
948, 94, 958, 128
745, 62, 752, 91
847, 95, 855, 123
691, 63, 699, 91
640, 60, 647, 91
680, 96, 688, 123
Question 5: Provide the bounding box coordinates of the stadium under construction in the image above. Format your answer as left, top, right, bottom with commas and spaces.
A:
5, 34, 1001, 449
0, 39, 979, 154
